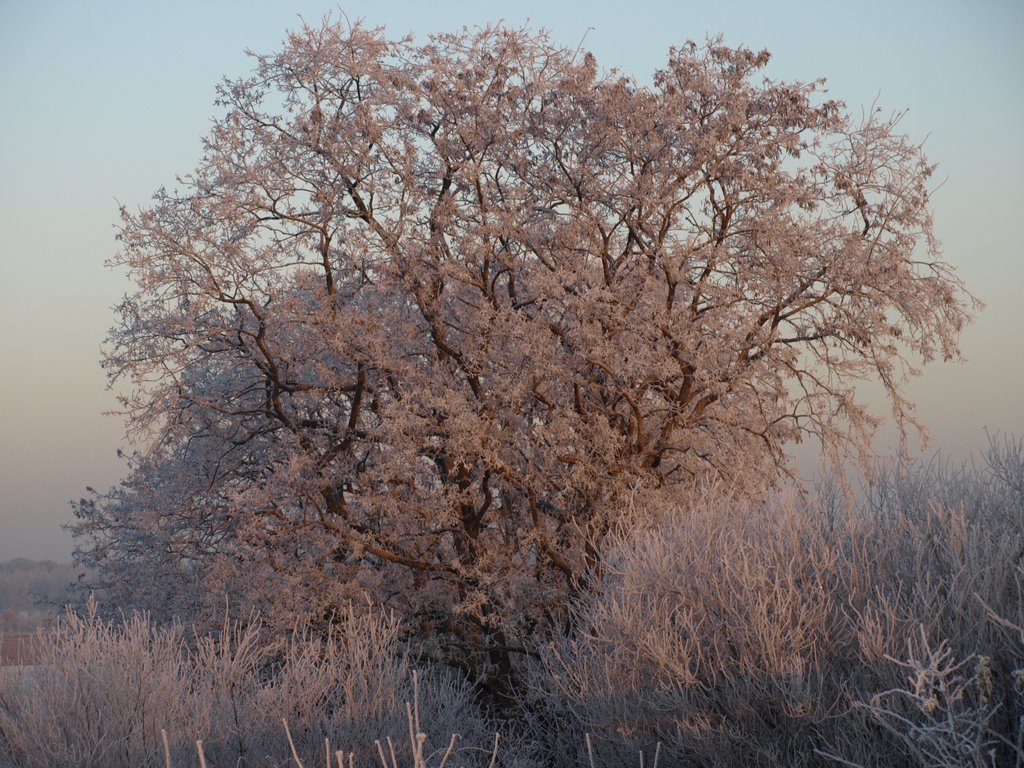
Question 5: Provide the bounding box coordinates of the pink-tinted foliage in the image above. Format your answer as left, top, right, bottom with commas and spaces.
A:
71, 18, 976, 682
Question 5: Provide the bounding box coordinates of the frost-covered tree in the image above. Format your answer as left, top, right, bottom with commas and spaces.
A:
71, 19, 976, 684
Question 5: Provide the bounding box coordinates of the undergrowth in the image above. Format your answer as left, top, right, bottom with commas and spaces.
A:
2, 437, 1022, 767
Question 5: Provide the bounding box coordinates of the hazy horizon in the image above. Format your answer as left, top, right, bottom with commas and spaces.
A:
1, 0, 1021, 561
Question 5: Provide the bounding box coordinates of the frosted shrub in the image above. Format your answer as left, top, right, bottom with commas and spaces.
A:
0, 598, 199, 768
0, 602, 501, 768
193, 606, 499, 766
527, 439, 1024, 767
529, 487, 847, 767
852, 628, 1006, 768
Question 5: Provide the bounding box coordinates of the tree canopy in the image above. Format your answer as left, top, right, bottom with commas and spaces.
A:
72, 19, 975, 675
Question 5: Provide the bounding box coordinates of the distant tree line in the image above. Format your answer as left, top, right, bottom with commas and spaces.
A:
0, 559, 77, 631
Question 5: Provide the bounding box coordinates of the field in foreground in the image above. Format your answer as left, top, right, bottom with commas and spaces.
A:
1, 440, 1022, 767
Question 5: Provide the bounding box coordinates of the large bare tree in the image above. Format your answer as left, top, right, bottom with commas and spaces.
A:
72, 19, 976, 685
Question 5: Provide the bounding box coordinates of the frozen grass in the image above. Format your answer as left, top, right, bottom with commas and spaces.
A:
2, 438, 1022, 767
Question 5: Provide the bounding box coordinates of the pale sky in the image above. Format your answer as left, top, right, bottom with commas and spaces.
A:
1, 0, 1021, 561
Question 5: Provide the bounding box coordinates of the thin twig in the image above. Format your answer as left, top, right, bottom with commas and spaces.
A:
813, 748, 868, 767
161, 729, 171, 768
283, 719, 305, 768
406, 701, 419, 766
438, 733, 458, 768
487, 732, 501, 768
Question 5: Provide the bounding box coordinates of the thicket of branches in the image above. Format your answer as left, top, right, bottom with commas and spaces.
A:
68, 18, 976, 695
